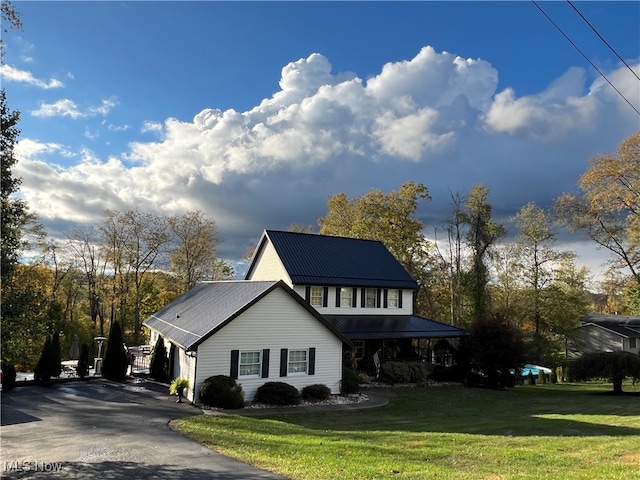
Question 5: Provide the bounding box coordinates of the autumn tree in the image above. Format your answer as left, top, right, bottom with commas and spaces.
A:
555, 131, 640, 287
318, 181, 431, 276
168, 211, 221, 291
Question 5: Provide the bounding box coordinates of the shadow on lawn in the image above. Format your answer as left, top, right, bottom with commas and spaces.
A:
264, 385, 640, 438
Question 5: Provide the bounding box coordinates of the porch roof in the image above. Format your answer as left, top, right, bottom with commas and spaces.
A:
324, 315, 468, 340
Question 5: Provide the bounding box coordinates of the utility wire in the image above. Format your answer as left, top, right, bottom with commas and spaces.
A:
531, 0, 640, 116
567, 0, 640, 82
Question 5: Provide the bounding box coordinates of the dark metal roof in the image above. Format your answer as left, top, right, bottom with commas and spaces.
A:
250, 230, 418, 289
324, 315, 468, 340
143, 280, 350, 350
579, 314, 640, 338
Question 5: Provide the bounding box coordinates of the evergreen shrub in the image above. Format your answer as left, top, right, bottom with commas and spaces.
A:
340, 367, 360, 394
301, 383, 331, 402
1, 362, 17, 391
101, 322, 128, 381
149, 336, 169, 382
254, 381, 300, 406
380, 361, 411, 384
199, 375, 245, 409
77, 343, 91, 379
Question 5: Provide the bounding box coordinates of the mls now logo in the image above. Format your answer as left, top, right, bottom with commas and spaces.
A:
4, 461, 63, 473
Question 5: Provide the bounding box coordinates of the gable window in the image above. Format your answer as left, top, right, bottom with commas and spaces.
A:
239, 351, 261, 378
288, 349, 308, 374
310, 286, 324, 307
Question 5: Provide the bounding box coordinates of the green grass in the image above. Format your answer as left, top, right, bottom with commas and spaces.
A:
172, 383, 640, 479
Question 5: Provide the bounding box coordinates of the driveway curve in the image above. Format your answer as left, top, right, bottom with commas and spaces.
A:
0, 378, 287, 479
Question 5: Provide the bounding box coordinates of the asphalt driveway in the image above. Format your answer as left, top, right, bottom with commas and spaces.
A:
0, 378, 287, 479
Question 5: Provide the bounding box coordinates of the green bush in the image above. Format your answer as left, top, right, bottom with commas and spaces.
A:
1, 362, 17, 391
527, 371, 535, 385
254, 381, 300, 406
199, 375, 245, 409
380, 361, 411, 384
408, 362, 428, 383
77, 343, 91, 379
34, 336, 53, 384
301, 383, 331, 402
340, 367, 360, 394
430, 365, 465, 383
101, 322, 128, 381
149, 336, 169, 382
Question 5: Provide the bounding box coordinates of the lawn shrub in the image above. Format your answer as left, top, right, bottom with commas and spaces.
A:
301, 383, 331, 402
380, 361, 411, 384
341, 368, 360, 394
199, 375, 245, 409
255, 382, 300, 406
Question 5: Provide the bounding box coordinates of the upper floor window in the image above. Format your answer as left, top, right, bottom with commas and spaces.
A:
239, 351, 261, 378
387, 289, 399, 308
340, 288, 353, 308
365, 288, 379, 308
310, 286, 324, 307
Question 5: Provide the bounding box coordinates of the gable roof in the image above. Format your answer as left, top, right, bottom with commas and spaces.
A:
324, 314, 468, 340
245, 230, 419, 289
579, 314, 640, 338
143, 280, 350, 350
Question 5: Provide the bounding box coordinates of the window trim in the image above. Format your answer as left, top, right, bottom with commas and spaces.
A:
287, 348, 308, 376
340, 287, 353, 308
309, 286, 323, 307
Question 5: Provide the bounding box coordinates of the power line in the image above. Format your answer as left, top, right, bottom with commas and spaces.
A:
567, 0, 640, 82
531, 0, 640, 116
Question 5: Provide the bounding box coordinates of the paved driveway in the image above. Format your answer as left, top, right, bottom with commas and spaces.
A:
0, 378, 287, 479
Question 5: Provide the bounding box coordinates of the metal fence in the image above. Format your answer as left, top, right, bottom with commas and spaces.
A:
127, 345, 151, 375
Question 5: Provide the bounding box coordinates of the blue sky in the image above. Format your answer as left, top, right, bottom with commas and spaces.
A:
3, 1, 640, 280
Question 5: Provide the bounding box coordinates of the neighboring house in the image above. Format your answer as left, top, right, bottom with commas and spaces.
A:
569, 314, 640, 357
245, 230, 467, 374
143, 280, 348, 403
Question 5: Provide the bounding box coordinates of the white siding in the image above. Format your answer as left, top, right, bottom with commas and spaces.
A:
195, 287, 343, 402
176, 347, 197, 402
245, 241, 292, 286
293, 285, 414, 315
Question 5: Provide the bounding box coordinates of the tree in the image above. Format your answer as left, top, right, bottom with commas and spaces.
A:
168, 211, 221, 291
50, 331, 62, 378
462, 184, 505, 322
149, 336, 169, 382
318, 181, 431, 276
460, 316, 526, 389
34, 336, 54, 384
101, 321, 128, 381
77, 343, 91, 379
570, 351, 640, 394
555, 131, 640, 287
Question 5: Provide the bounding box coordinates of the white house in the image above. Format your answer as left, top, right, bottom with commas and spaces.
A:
245, 230, 467, 373
144, 280, 348, 403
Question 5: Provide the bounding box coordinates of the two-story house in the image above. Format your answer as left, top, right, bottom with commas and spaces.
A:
144, 230, 466, 404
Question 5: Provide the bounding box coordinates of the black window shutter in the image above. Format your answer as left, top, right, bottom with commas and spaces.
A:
280, 348, 288, 377
352, 288, 357, 307
262, 349, 270, 378
308, 348, 316, 375
376, 289, 382, 308
361, 288, 365, 307
383, 289, 388, 308
335, 287, 341, 307
230, 350, 239, 379
305, 286, 311, 302
323, 287, 329, 307
398, 289, 403, 308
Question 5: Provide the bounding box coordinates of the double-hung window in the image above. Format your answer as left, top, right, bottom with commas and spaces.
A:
310, 286, 324, 307
288, 349, 308, 375
239, 351, 261, 378
387, 289, 399, 308
340, 288, 352, 308
365, 288, 378, 308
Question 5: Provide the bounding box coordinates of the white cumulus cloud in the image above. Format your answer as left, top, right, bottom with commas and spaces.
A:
0, 64, 64, 89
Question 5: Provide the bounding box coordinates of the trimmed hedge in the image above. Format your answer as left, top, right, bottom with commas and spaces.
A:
199, 375, 245, 409
301, 383, 331, 402
380, 361, 428, 384
254, 381, 300, 406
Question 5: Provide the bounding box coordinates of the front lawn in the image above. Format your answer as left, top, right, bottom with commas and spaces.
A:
172, 383, 640, 479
